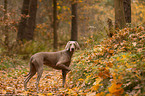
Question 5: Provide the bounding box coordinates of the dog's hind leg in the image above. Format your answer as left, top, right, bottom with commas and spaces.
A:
36, 67, 43, 93
34, 60, 43, 93
24, 62, 36, 91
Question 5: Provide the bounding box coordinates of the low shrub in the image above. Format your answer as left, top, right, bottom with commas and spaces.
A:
68, 26, 145, 95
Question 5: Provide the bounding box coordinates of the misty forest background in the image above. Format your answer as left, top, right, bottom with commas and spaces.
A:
0, 0, 145, 95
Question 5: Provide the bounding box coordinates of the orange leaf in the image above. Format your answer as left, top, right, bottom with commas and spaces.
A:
108, 83, 124, 95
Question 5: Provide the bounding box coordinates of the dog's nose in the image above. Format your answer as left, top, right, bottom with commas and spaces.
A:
71, 48, 74, 51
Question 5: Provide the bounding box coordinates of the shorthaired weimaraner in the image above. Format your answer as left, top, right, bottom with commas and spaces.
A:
24, 41, 80, 92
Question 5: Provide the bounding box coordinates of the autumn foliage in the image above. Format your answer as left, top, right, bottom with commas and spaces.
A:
68, 26, 145, 95
0, 0, 145, 95
0, 26, 144, 95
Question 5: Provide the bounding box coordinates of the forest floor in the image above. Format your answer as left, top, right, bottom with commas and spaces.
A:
0, 66, 72, 95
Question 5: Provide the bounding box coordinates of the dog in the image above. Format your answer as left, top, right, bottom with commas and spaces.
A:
24, 41, 80, 92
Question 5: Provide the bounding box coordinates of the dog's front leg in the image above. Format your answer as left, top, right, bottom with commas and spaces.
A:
56, 62, 71, 71
62, 70, 67, 87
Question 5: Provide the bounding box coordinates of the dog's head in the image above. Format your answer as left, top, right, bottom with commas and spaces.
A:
65, 41, 80, 52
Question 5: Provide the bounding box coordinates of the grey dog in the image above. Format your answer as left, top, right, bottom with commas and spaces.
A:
24, 41, 80, 92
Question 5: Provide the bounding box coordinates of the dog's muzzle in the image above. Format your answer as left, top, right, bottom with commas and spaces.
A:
70, 48, 75, 52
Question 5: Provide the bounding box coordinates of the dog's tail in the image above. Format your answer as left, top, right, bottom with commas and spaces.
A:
24, 57, 34, 77
24, 73, 29, 77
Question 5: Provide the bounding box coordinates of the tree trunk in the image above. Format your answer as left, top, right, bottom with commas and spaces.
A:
26, 0, 38, 40
107, 18, 113, 37
123, 0, 131, 23
17, 0, 30, 41
71, 0, 78, 41
114, 0, 126, 29
4, 0, 9, 46
53, 0, 58, 51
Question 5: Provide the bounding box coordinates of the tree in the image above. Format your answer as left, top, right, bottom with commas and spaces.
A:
114, 0, 126, 29
71, 0, 78, 41
107, 18, 113, 37
26, 0, 38, 40
123, 0, 131, 23
17, 0, 30, 41
53, 0, 58, 50
17, 0, 37, 41
4, 0, 8, 46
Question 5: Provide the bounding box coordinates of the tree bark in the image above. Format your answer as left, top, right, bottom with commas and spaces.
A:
4, 0, 9, 46
123, 0, 131, 23
107, 18, 113, 37
53, 0, 58, 50
26, 0, 38, 40
71, 0, 78, 41
17, 0, 30, 41
115, 0, 126, 29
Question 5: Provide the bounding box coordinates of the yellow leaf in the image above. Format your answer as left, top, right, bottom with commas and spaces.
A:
85, 75, 92, 83
2, 90, 6, 94
23, 91, 29, 96
117, 57, 120, 61
57, 15, 60, 20
106, 93, 112, 96
118, 75, 123, 80
94, 60, 99, 63
125, 63, 131, 68
67, 89, 75, 95
125, 94, 129, 96
136, 74, 141, 80
96, 92, 105, 96
94, 77, 103, 85
92, 77, 103, 91
78, 0, 83, 3
122, 55, 126, 59
57, 6, 61, 10
47, 93, 53, 96
38, 93, 45, 96
78, 78, 84, 81
92, 84, 99, 91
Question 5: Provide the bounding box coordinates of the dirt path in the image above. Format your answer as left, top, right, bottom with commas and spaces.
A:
0, 67, 70, 95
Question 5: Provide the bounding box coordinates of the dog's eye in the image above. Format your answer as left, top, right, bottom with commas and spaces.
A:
73, 44, 76, 47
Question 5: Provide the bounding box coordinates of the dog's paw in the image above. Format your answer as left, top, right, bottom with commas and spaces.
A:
66, 68, 71, 73
68, 68, 71, 71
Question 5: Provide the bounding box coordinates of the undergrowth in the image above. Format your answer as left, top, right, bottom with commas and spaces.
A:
0, 55, 26, 70
68, 26, 145, 95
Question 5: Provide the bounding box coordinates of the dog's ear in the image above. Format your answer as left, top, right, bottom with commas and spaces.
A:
65, 41, 71, 50
74, 41, 80, 50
